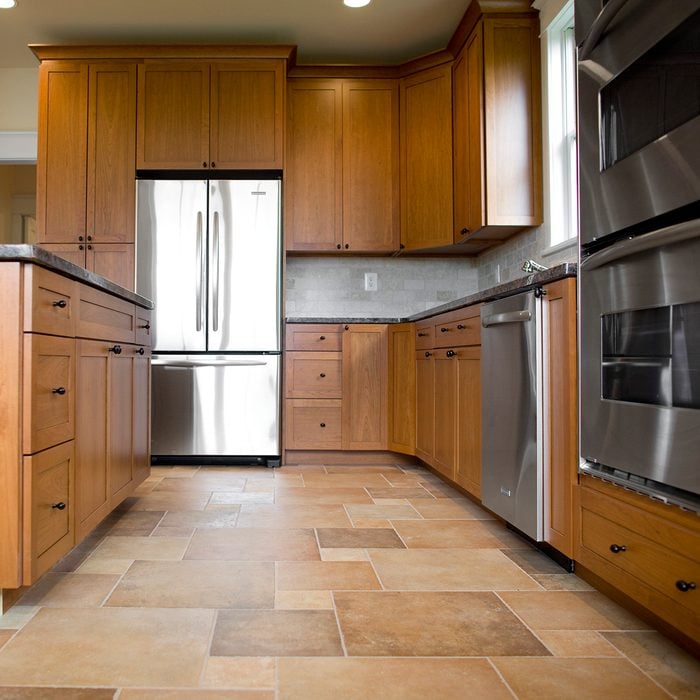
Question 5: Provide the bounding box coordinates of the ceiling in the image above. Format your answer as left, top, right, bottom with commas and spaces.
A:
0, 0, 472, 69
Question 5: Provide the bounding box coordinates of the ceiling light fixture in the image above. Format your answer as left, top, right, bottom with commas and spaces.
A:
343, 0, 371, 7
0, 0, 17, 8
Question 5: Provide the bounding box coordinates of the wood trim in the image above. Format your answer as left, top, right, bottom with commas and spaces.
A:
388, 323, 416, 455
283, 450, 417, 466
31, 44, 295, 61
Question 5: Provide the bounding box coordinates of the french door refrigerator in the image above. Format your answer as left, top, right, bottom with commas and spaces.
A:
136, 178, 281, 466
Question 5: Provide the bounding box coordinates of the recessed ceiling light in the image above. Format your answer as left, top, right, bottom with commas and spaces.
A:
343, 0, 371, 7
0, 0, 17, 8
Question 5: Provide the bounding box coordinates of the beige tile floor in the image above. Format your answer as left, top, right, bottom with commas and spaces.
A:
0, 463, 698, 699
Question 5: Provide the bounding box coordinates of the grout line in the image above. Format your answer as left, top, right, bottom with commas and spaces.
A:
198, 607, 220, 688
329, 591, 349, 658
486, 657, 520, 699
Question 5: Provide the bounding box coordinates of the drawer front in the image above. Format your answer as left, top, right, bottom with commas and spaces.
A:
285, 399, 342, 449
77, 284, 135, 342
433, 307, 481, 348
23, 440, 75, 583
285, 352, 342, 398
286, 324, 343, 351
415, 324, 434, 350
24, 265, 78, 337
580, 507, 700, 616
134, 307, 153, 346
23, 334, 76, 454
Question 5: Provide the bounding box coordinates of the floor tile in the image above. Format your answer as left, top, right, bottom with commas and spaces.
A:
345, 504, 421, 522
601, 630, 700, 699
0, 607, 38, 631
530, 573, 595, 591
0, 690, 117, 698
153, 476, 245, 492
106, 560, 274, 609
124, 492, 212, 511
334, 591, 549, 656
203, 656, 276, 689
491, 657, 672, 699
185, 528, 319, 561
90, 536, 189, 561
537, 630, 623, 657
210, 492, 275, 505
408, 499, 495, 520
502, 548, 567, 574
316, 528, 405, 549
365, 487, 434, 499
75, 557, 134, 575
236, 505, 352, 529
349, 518, 393, 528
277, 657, 514, 700
104, 510, 165, 535
0, 630, 15, 650
274, 591, 334, 610
0, 607, 214, 686
498, 591, 650, 631
273, 487, 373, 505
320, 548, 370, 561
151, 526, 196, 538
378, 475, 430, 488
369, 548, 541, 591
150, 466, 199, 478
159, 510, 240, 529
324, 465, 404, 474
211, 610, 343, 657
277, 561, 381, 591
392, 519, 526, 548
301, 474, 392, 488
119, 691, 273, 699
16, 573, 120, 608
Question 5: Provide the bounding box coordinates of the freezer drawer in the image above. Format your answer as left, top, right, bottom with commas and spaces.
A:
151, 354, 280, 459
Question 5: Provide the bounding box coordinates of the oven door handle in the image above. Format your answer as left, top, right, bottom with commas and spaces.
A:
578, 0, 629, 60
581, 218, 700, 271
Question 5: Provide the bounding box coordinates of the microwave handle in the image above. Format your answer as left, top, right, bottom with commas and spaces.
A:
581, 218, 700, 271
578, 0, 629, 59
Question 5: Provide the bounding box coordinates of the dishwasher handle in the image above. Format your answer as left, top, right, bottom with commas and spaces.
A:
482, 310, 532, 327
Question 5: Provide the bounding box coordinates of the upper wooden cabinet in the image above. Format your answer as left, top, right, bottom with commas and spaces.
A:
137, 59, 285, 170
285, 79, 399, 253
400, 64, 454, 251
37, 61, 136, 247
453, 17, 542, 244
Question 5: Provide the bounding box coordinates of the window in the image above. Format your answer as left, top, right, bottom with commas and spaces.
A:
539, 0, 578, 248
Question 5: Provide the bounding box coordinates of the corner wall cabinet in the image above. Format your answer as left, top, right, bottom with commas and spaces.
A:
0, 262, 151, 593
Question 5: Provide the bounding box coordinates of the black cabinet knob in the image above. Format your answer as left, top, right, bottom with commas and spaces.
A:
609, 544, 626, 554
137, 347, 145, 355
446, 350, 456, 357
52, 502, 66, 510
320, 422, 326, 428
457, 324, 466, 330
109, 345, 122, 355
52, 300, 67, 308
344, 243, 349, 249
78, 236, 84, 241
336, 244, 341, 249
676, 580, 696, 593
319, 336, 326, 340
52, 387, 66, 395
417, 332, 427, 337
211, 162, 216, 168
320, 373, 326, 378
203, 162, 207, 167
79, 245, 84, 250
87, 244, 92, 250
440, 327, 449, 333
461, 227, 469, 235
344, 325, 349, 331
425, 351, 432, 358
138, 323, 151, 330
87, 235, 92, 241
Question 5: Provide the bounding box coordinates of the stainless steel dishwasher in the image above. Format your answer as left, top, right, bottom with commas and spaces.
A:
481, 289, 545, 541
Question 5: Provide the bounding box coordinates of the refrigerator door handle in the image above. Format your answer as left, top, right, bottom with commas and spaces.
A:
152, 358, 269, 368
195, 211, 204, 332
212, 210, 220, 333
482, 310, 532, 327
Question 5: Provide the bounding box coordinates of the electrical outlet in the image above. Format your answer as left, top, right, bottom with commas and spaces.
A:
364, 272, 378, 292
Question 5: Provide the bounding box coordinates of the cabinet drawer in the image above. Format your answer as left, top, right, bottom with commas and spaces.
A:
286, 324, 343, 351
285, 352, 342, 398
285, 399, 342, 449
415, 323, 434, 349
134, 307, 153, 346
23, 334, 76, 455
23, 265, 78, 337
77, 284, 135, 342
433, 306, 481, 347
23, 441, 75, 583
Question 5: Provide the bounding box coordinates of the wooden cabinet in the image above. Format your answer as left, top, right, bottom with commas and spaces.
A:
285, 79, 400, 253
388, 324, 416, 455
433, 349, 457, 480
454, 346, 481, 497
400, 64, 454, 251
284, 323, 388, 454
576, 475, 700, 645
137, 59, 285, 170
452, 18, 542, 244
37, 61, 137, 289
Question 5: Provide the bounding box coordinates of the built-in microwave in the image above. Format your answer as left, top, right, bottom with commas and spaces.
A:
577, 0, 700, 247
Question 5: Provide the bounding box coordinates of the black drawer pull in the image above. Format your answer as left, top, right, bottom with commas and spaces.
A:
319, 336, 326, 340
344, 243, 349, 249
109, 345, 122, 355
457, 324, 466, 330
344, 325, 349, 331
320, 373, 326, 378
52, 300, 67, 308
446, 350, 456, 358
211, 162, 216, 168
138, 323, 151, 330
609, 544, 626, 554
78, 236, 84, 242
440, 327, 449, 333
336, 244, 341, 249
676, 580, 696, 593
320, 422, 326, 428
87, 235, 92, 241
52, 387, 66, 395
52, 502, 66, 510
425, 351, 432, 358
417, 332, 428, 337
461, 227, 469, 235
137, 347, 145, 355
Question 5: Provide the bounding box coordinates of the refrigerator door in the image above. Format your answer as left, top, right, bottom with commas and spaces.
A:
150, 354, 280, 458
137, 180, 208, 352
208, 180, 281, 352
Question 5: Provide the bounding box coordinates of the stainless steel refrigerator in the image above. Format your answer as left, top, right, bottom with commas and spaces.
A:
136, 178, 281, 466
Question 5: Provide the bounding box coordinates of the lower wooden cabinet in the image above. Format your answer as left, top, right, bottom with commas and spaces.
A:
454, 346, 481, 497
388, 324, 416, 455
415, 349, 435, 464
285, 399, 343, 450
433, 350, 457, 480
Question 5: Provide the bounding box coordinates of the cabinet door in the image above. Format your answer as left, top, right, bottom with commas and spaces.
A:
211, 60, 284, 169
87, 63, 137, 244
137, 62, 210, 169
75, 339, 110, 539
285, 80, 343, 251
454, 346, 481, 497
342, 81, 399, 252
38, 243, 86, 269
132, 345, 151, 486
36, 61, 88, 243
415, 349, 435, 464
388, 323, 416, 455
400, 65, 454, 251
342, 325, 388, 450
86, 243, 135, 291
433, 350, 456, 480
109, 347, 135, 506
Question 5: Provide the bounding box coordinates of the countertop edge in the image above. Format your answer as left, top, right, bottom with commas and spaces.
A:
286, 262, 577, 325
0, 245, 154, 309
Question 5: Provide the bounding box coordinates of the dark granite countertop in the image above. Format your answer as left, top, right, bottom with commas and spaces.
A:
286, 262, 577, 325
0, 245, 153, 309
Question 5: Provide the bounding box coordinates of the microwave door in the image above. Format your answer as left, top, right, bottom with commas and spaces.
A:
207, 180, 281, 353
137, 179, 208, 352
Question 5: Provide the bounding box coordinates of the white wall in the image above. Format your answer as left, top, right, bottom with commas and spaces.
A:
0, 68, 38, 132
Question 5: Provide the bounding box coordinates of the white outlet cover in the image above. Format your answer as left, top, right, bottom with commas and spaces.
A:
364, 272, 378, 291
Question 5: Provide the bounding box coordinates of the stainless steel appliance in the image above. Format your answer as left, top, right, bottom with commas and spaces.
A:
579, 219, 700, 509
481, 290, 545, 540
136, 178, 281, 465
577, 0, 700, 246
